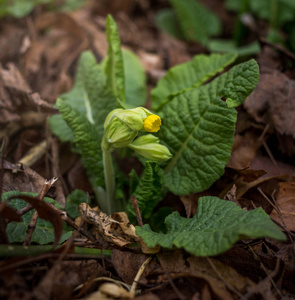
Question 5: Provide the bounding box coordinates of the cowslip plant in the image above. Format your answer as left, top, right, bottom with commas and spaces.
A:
101, 107, 171, 214
49, 14, 286, 256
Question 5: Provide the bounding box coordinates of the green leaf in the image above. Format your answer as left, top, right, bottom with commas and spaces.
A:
48, 114, 74, 143
128, 169, 139, 196
105, 14, 125, 102
155, 8, 183, 40
70, 51, 119, 132
169, 0, 221, 43
160, 59, 259, 195
3, 191, 72, 245
56, 100, 105, 201
136, 196, 286, 257
126, 162, 163, 223
58, 0, 85, 12
226, 0, 295, 26
249, 0, 295, 26
123, 49, 147, 107
65, 189, 88, 219
49, 51, 119, 141
151, 52, 237, 111
207, 40, 261, 57
221, 59, 259, 108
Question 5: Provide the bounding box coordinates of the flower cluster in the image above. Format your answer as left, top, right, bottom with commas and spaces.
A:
101, 107, 171, 162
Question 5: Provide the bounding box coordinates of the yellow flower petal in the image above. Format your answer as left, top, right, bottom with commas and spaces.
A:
144, 115, 161, 132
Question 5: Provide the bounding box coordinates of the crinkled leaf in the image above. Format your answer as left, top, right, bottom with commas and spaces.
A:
3, 191, 72, 245
128, 169, 139, 196
65, 189, 88, 219
136, 196, 286, 257
105, 14, 125, 102
126, 162, 163, 224
49, 51, 119, 141
48, 114, 74, 143
160, 59, 259, 195
151, 52, 237, 111
56, 100, 105, 193
100, 48, 147, 107
221, 59, 259, 108
169, 0, 221, 43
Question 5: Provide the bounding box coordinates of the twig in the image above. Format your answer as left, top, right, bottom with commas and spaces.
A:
242, 250, 282, 299
18, 197, 98, 244
50, 136, 66, 207
161, 264, 186, 300
18, 140, 47, 168
257, 187, 291, 241
0, 138, 9, 243
23, 178, 58, 246
131, 195, 143, 226
0, 138, 6, 202
0, 252, 109, 273
262, 140, 279, 168
32, 195, 90, 298
206, 257, 244, 299
130, 256, 152, 297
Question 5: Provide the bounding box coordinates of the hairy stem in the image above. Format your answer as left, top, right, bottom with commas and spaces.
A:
102, 150, 116, 214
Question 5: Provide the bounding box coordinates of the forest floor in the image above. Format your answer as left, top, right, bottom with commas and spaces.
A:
0, 0, 295, 299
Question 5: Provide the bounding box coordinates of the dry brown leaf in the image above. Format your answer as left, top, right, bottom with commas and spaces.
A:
3, 160, 50, 195
23, 40, 45, 75
157, 251, 255, 300
78, 204, 159, 254
111, 250, 157, 285
72, 10, 108, 58
0, 63, 57, 125
227, 132, 263, 170
270, 182, 295, 231
0, 202, 22, 223
244, 68, 295, 145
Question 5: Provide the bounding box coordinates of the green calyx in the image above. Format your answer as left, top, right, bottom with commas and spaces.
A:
128, 135, 172, 162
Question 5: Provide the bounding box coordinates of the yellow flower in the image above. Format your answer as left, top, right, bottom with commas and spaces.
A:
144, 115, 161, 132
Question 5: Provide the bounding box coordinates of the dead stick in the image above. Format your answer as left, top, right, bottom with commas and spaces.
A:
50, 136, 66, 207
18, 200, 98, 244
130, 195, 143, 226
18, 140, 47, 168
23, 178, 57, 246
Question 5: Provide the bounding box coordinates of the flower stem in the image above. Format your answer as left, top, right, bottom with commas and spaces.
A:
102, 149, 116, 214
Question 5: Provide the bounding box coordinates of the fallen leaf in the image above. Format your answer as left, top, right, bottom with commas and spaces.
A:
270, 182, 295, 231
244, 68, 295, 153
227, 132, 263, 170
78, 204, 160, 253
111, 249, 156, 285
157, 250, 255, 300
0, 202, 21, 223
0, 63, 57, 126
3, 160, 50, 195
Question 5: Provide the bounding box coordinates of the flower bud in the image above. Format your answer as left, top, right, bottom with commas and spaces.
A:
102, 118, 138, 151
130, 134, 159, 145
128, 135, 172, 162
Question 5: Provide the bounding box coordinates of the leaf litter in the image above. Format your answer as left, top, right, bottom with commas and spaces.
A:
0, 1, 295, 299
